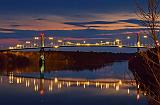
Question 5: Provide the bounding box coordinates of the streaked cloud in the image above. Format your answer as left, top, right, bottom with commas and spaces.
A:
0, 0, 147, 46
0, 13, 141, 32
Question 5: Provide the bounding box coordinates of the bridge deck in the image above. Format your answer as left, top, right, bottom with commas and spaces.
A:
0, 45, 147, 52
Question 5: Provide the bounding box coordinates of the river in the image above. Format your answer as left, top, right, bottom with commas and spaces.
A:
0, 60, 147, 105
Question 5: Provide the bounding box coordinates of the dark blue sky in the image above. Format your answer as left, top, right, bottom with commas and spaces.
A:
0, 0, 134, 14
0, 0, 144, 45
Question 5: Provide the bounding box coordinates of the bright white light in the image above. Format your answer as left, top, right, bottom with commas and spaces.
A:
144, 35, 148, 38
34, 37, 39, 40
127, 36, 130, 39
58, 40, 62, 43
49, 37, 54, 40
26, 41, 31, 44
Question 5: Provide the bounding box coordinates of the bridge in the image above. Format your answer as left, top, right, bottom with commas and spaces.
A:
0, 32, 152, 52
0, 32, 145, 99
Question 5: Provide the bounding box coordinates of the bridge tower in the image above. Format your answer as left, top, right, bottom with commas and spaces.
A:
41, 32, 45, 48
137, 32, 141, 52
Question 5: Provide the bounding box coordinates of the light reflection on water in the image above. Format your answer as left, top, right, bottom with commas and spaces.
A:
0, 61, 147, 105
0, 75, 147, 105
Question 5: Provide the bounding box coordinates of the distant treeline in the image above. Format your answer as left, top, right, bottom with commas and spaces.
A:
0, 51, 135, 73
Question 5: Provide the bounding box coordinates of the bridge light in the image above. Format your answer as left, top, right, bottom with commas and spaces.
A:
83, 41, 86, 44
115, 39, 121, 45
127, 36, 130, 39
26, 41, 31, 44
34, 43, 37, 47
106, 42, 110, 45
9, 47, 14, 49
54, 46, 59, 48
34, 37, 39, 40
16, 44, 23, 48
115, 39, 120, 42
49, 37, 54, 40
137, 42, 141, 47
96, 43, 99, 45
58, 40, 63, 43
76, 43, 81, 46
86, 44, 91, 46
143, 35, 148, 39
66, 41, 73, 45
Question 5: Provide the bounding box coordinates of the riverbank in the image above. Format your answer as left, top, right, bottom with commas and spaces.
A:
0, 51, 135, 73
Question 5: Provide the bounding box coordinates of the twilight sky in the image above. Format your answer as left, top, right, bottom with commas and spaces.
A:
0, 0, 145, 46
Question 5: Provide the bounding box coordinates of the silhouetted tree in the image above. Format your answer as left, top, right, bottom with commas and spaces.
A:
134, 0, 160, 104
136, 0, 160, 48
136, 0, 160, 63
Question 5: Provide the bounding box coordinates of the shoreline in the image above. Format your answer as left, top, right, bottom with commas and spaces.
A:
0, 51, 135, 72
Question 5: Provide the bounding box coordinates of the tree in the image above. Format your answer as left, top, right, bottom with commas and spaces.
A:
132, 0, 160, 104
136, 0, 160, 63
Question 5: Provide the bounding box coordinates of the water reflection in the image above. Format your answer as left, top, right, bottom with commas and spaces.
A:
1, 75, 142, 99
0, 66, 147, 105
39, 51, 45, 78
0, 51, 147, 105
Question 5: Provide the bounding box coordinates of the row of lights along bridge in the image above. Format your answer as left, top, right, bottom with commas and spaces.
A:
9, 33, 150, 49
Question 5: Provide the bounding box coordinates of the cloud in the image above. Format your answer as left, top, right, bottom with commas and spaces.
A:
0, 12, 140, 33
0, 28, 15, 33
34, 18, 48, 21
64, 18, 142, 31
119, 19, 143, 26
0, 0, 150, 47
64, 21, 118, 28
0, 15, 87, 32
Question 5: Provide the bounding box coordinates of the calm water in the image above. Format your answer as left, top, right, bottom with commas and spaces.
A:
0, 61, 148, 105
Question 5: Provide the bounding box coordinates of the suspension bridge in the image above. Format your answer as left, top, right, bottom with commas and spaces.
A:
0, 32, 152, 52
